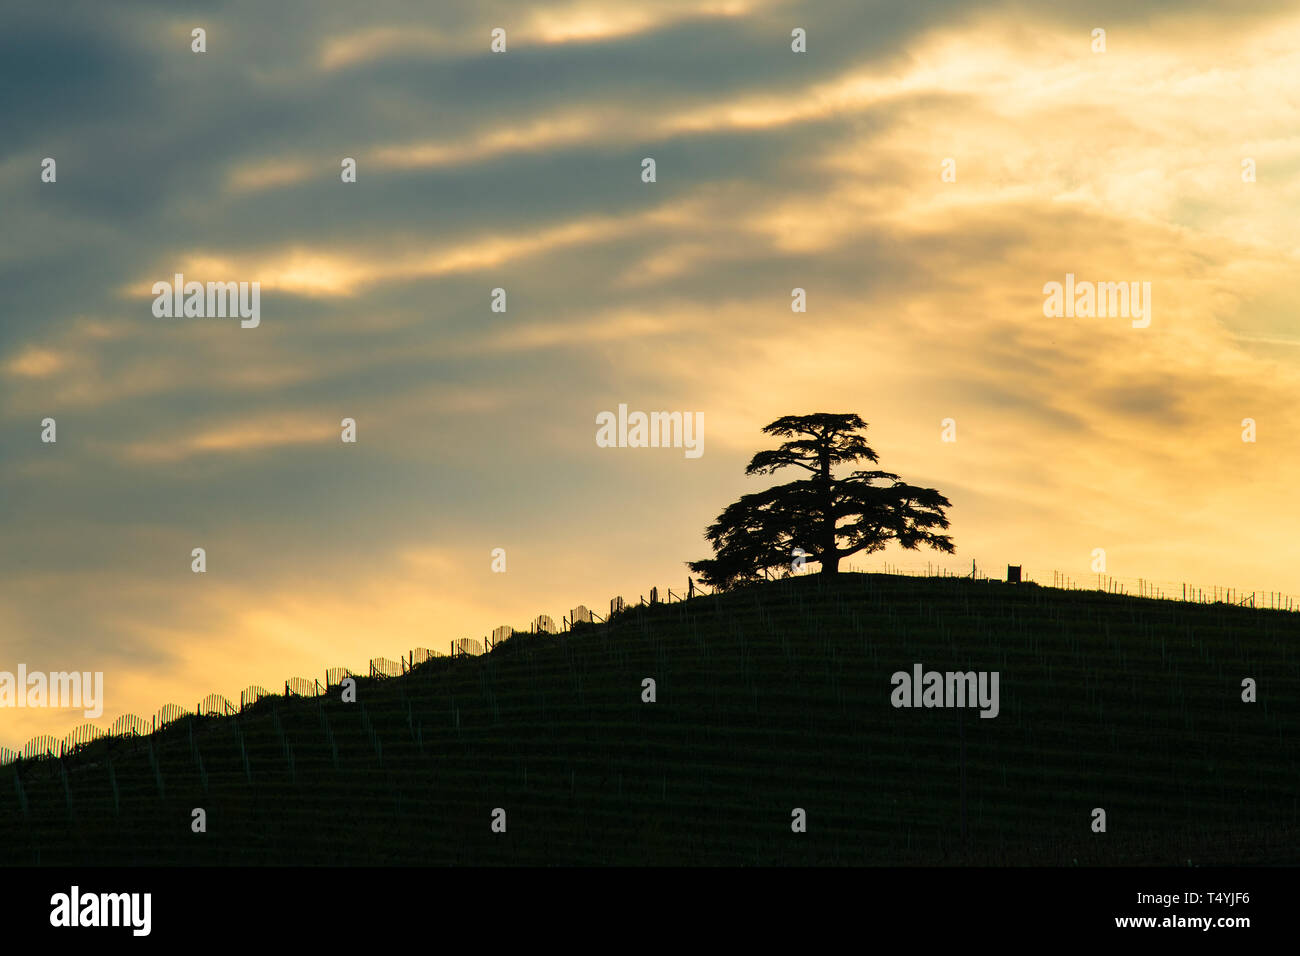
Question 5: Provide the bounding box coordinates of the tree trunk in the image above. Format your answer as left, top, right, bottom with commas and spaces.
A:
818, 442, 838, 577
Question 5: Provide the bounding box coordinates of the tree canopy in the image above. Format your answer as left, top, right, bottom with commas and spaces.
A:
688, 413, 955, 589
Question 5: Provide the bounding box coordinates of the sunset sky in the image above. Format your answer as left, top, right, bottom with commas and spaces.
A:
3, 0, 1299, 751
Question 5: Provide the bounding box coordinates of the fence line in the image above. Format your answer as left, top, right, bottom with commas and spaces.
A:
844, 558, 1299, 612
5, 564, 1290, 768
241, 685, 274, 709
369, 658, 402, 679
0, 578, 702, 765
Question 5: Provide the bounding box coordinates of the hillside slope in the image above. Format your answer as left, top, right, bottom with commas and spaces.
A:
3, 573, 1297, 865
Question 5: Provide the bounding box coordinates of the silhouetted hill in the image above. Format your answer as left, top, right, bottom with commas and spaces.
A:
3, 573, 1297, 865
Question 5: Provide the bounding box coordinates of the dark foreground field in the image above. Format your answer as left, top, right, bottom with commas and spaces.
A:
3, 573, 1297, 865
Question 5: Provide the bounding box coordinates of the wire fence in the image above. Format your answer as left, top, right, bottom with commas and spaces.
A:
3, 562, 1292, 768
0, 580, 708, 767
843, 558, 1299, 612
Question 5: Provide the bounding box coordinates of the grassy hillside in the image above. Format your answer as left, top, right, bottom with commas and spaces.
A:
3, 573, 1297, 865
